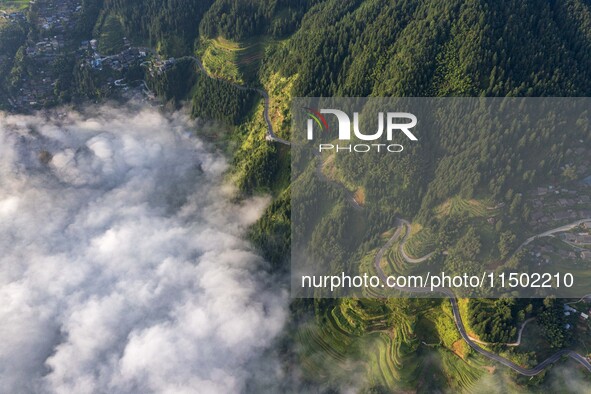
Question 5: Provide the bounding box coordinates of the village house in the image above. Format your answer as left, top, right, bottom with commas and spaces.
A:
563, 234, 591, 245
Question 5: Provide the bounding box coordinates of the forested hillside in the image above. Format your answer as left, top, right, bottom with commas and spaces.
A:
98, 0, 309, 56
0, 17, 27, 108
200, 0, 308, 40
253, 0, 591, 272
261, 0, 591, 97
163, 0, 591, 213
99, 0, 213, 56
214, 1, 590, 390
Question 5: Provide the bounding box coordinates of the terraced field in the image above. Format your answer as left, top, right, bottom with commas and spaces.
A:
297, 296, 492, 391
383, 223, 408, 273
384, 243, 407, 274
198, 36, 268, 84
438, 349, 486, 389
436, 196, 496, 218
298, 301, 393, 379
403, 225, 436, 259
366, 333, 421, 389
297, 303, 376, 380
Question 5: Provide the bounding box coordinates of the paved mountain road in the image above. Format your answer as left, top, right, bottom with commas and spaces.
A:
373, 219, 591, 376
179, 54, 591, 377
512, 218, 591, 256
187, 56, 291, 146
398, 219, 436, 263
469, 317, 534, 347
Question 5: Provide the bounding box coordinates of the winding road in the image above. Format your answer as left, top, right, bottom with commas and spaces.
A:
176, 53, 591, 377
186, 56, 291, 146
372, 219, 591, 376
512, 218, 591, 256
469, 318, 534, 347
398, 219, 436, 263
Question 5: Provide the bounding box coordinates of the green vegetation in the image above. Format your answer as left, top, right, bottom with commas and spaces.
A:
100, 0, 214, 56
0, 18, 26, 107
76, 0, 105, 39
149, 57, 198, 102
4, 0, 591, 390
402, 225, 436, 259
538, 297, 573, 349
435, 197, 493, 219
467, 298, 531, 343
499, 231, 517, 260
197, 36, 268, 85
230, 102, 285, 195
96, 13, 125, 55
248, 189, 290, 268
435, 307, 461, 349
384, 239, 408, 275
199, 0, 304, 41
519, 320, 554, 360
190, 73, 257, 125
295, 298, 491, 392
144, 0, 591, 383
0, 0, 29, 12
198, 37, 243, 84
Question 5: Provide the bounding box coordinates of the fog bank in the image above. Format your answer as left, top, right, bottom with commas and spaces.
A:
0, 106, 287, 393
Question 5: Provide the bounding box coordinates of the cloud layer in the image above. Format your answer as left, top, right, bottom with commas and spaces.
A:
0, 106, 286, 394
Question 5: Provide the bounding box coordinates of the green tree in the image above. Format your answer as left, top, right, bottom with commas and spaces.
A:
499, 231, 517, 260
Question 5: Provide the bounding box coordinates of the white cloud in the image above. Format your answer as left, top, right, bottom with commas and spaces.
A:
0, 106, 286, 394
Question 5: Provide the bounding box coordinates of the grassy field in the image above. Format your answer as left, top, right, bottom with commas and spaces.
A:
0, 0, 29, 10
97, 14, 125, 55
264, 68, 296, 141
198, 36, 269, 85
0, 0, 28, 16
457, 298, 482, 340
